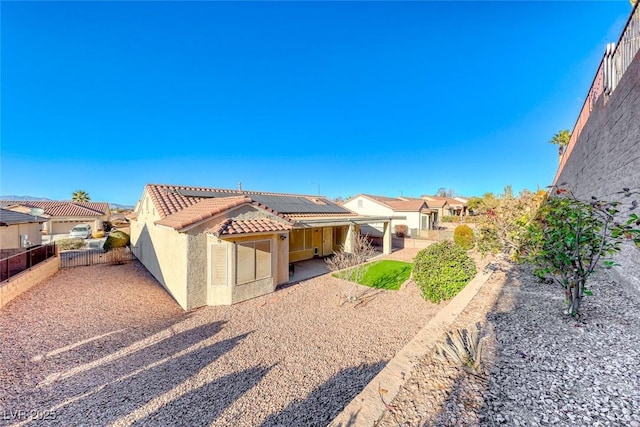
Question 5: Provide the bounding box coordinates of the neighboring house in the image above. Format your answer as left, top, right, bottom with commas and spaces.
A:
0, 209, 45, 257
343, 194, 436, 237
421, 196, 470, 218
129, 184, 394, 310
0, 201, 110, 235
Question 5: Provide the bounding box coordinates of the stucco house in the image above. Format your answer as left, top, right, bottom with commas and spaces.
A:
129, 184, 394, 310
0, 201, 111, 235
421, 196, 468, 218
343, 194, 437, 237
0, 209, 45, 258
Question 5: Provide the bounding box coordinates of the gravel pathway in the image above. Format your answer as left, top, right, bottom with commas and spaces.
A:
376, 259, 640, 426
0, 249, 439, 426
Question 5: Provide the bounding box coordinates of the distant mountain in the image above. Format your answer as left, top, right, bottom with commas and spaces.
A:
0, 195, 53, 201
110, 203, 135, 210
0, 195, 134, 210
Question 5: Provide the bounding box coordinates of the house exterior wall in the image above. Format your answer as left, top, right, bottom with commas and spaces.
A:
207, 233, 280, 306
49, 215, 109, 235
0, 223, 43, 250
130, 192, 189, 309
344, 196, 427, 236
344, 197, 394, 217
555, 50, 640, 294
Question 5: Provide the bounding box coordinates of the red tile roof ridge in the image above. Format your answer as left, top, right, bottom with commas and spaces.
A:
146, 183, 326, 199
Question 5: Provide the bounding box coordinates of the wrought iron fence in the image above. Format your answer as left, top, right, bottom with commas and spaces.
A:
0, 243, 57, 282
59, 247, 136, 269
554, 2, 640, 184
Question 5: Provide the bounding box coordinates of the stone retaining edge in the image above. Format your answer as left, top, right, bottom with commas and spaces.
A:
329, 266, 495, 426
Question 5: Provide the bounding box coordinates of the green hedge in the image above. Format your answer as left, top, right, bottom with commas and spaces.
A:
413, 241, 476, 303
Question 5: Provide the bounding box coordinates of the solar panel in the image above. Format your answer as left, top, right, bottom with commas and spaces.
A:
176, 188, 349, 214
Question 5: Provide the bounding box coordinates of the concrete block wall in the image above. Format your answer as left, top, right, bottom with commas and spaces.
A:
0, 257, 59, 308
556, 50, 640, 293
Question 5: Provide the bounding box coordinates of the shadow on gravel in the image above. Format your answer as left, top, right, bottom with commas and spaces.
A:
134, 364, 275, 426
18, 327, 249, 426
260, 361, 387, 427
418, 260, 523, 427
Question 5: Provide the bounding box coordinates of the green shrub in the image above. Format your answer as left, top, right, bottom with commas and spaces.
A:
56, 238, 85, 250
103, 231, 130, 251
413, 241, 476, 303
453, 224, 475, 250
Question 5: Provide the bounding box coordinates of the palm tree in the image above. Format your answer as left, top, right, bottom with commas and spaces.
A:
549, 129, 571, 148
550, 129, 571, 158
72, 190, 91, 202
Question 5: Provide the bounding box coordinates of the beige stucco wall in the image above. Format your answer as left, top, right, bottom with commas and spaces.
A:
130, 192, 189, 309
1, 257, 59, 308
207, 233, 281, 306
48, 214, 109, 235
0, 223, 43, 250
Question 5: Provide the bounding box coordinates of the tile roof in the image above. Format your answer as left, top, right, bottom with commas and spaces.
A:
0, 209, 45, 226
0, 201, 110, 217
208, 218, 292, 236
422, 196, 466, 207
144, 184, 355, 229
155, 197, 252, 229
353, 194, 428, 212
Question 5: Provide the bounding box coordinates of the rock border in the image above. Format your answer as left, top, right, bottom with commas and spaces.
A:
329, 264, 495, 426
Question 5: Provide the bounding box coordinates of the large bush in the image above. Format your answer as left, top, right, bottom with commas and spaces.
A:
56, 238, 85, 251
103, 231, 130, 251
521, 186, 640, 317
413, 241, 476, 303
453, 224, 475, 250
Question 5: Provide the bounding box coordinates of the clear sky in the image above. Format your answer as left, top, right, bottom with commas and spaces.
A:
0, 1, 634, 206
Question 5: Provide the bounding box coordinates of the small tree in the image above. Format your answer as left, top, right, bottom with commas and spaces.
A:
476, 188, 546, 256
522, 186, 640, 317
326, 232, 377, 305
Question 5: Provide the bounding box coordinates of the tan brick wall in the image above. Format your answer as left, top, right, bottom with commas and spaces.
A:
0, 257, 59, 308
556, 50, 640, 293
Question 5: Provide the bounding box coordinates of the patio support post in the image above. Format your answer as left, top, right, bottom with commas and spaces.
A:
382, 220, 392, 255
344, 223, 355, 253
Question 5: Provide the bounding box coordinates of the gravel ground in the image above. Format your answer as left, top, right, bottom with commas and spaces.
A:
376, 258, 640, 426
0, 249, 440, 426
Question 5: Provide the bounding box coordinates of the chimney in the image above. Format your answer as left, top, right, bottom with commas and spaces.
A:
238, 181, 243, 193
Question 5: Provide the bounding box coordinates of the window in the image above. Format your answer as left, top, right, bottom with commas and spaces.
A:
289, 229, 313, 251
357, 199, 363, 208
236, 240, 272, 285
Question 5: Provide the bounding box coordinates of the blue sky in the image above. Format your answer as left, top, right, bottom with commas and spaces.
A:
1, 1, 633, 206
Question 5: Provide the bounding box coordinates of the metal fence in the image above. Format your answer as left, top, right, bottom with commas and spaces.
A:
0, 243, 57, 282
59, 247, 137, 269
555, 2, 640, 184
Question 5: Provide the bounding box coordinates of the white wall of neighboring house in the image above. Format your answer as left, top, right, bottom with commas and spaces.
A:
344, 196, 427, 236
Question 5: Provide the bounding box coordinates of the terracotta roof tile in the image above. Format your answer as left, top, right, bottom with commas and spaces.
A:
351, 194, 427, 212
0, 201, 109, 217
208, 218, 292, 236
155, 197, 251, 229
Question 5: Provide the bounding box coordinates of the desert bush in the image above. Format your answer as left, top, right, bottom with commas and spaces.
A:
413, 241, 476, 303
92, 230, 105, 239
476, 187, 546, 256
56, 238, 85, 250
521, 186, 640, 317
394, 224, 409, 237
434, 327, 486, 375
453, 224, 475, 250
103, 230, 130, 251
